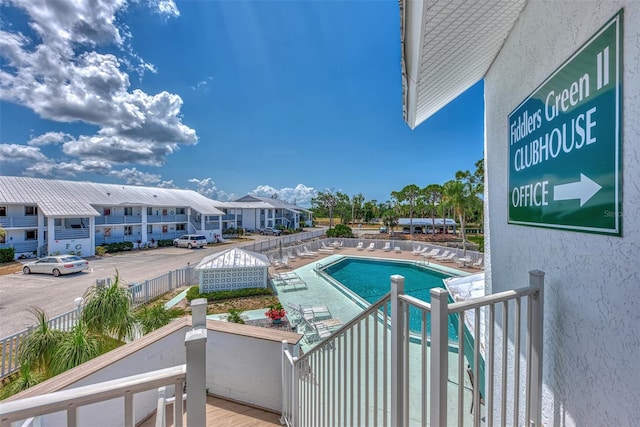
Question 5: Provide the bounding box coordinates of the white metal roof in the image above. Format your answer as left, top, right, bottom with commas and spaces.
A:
398, 217, 457, 226
0, 176, 225, 217
401, 0, 526, 129
195, 247, 270, 269
233, 195, 311, 213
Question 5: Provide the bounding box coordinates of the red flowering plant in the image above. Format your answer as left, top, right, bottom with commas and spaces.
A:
265, 303, 286, 321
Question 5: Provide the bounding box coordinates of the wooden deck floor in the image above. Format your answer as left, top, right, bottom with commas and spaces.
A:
138, 395, 281, 427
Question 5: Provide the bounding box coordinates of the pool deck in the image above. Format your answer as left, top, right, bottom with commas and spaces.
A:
270, 246, 484, 425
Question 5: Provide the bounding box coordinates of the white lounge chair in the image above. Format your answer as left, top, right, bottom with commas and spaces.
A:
411, 245, 424, 255
382, 242, 392, 252
296, 248, 316, 258
367, 242, 376, 251
287, 302, 332, 322
319, 242, 335, 253
472, 258, 484, 269
305, 246, 319, 255
421, 248, 440, 259
439, 253, 457, 263
395, 246, 401, 253
433, 250, 451, 261
356, 242, 364, 250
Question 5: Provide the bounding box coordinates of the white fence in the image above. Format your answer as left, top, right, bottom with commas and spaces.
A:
0, 266, 198, 380
281, 271, 544, 426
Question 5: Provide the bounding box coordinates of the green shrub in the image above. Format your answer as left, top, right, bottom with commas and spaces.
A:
186, 286, 273, 302
467, 235, 484, 252
186, 285, 201, 302
157, 239, 174, 247
326, 224, 354, 238
104, 242, 134, 253
0, 247, 15, 263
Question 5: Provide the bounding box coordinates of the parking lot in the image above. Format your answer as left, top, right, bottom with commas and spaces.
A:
0, 239, 257, 338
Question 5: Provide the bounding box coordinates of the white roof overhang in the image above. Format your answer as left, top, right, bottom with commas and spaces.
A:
401, 0, 526, 129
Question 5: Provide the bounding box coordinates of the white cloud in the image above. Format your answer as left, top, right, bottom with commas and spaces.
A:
150, 0, 180, 18
156, 180, 178, 189
23, 159, 113, 177
188, 177, 238, 201
0, 143, 47, 161
250, 183, 317, 205
0, 0, 197, 167
109, 167, 162, 185
27, 131, 73, 146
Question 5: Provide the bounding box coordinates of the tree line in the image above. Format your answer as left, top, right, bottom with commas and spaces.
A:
311, 159, 484, 242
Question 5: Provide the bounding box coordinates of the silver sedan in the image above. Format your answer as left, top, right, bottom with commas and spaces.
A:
22, 255, 90, 277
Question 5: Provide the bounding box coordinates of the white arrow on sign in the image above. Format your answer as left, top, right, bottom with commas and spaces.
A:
553, 173, 602, 207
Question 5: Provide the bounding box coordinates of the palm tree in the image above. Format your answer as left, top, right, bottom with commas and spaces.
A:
81, 271, 137, 342
51, 321, 101, 375
424, 184, 443, 235
443, 178, 482, 256
0, 363, 46, 398
313, 190, 338, 228
135, 304, 174, 334
381, 209, 399, 235
399, 184, 421, 236
18, 307, 64, 377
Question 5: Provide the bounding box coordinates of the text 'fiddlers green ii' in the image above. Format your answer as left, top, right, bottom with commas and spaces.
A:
508, 10, 622, 235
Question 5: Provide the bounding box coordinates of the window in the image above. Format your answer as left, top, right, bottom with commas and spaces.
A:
25, 206, 38, 216
261, 209, 265, 215
176, 208, 185, 215
0, 207, 6, 216
103, 208, 111, 216
147, 207, 153, 215
162, 209, 168, 215
176, 223, 186, 231
124, 207, 133, 216
147, 225, 153, 233
25, 230, 37, 240
124, 226, 133, 236
54, 218, 62, 226
162, 225, 168, 233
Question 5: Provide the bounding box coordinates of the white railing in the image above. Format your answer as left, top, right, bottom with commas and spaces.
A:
0, 267, 197, 380
0, 299, 209, 427
0, 365, 187, 427
282, 271, 544, 426
1, 308, 81, 380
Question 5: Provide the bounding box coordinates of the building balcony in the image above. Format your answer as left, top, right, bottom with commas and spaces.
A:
0, 217, 38, 228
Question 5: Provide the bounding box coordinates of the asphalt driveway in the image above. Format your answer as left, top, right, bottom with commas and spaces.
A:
0, 240, 254, 338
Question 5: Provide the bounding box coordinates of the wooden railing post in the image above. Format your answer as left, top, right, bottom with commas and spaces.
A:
390, 274, 405, 427
430, 287, 450, 427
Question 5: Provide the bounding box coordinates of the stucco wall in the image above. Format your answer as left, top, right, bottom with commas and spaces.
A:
485, 1, 639, 426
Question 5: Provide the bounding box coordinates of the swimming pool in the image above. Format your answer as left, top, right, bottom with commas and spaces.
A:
324, 257, 459, 341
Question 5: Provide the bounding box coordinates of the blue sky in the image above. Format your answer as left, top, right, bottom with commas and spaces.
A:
0, 0, 483, 206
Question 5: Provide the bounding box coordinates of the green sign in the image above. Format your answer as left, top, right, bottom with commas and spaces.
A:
508, 10, 623, 235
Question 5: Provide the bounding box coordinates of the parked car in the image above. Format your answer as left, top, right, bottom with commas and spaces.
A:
379, 226, 388, 233
260, 227, 282, 236
173, 234, 208, 249
22, 255, 90, 277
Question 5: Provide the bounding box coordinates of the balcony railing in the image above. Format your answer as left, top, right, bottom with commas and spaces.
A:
282, 271, 544, 426
54, 228, 90, 240
0, 217, 38, 228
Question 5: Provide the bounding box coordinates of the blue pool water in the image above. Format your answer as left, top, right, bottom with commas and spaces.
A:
325, 258, 459, 341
